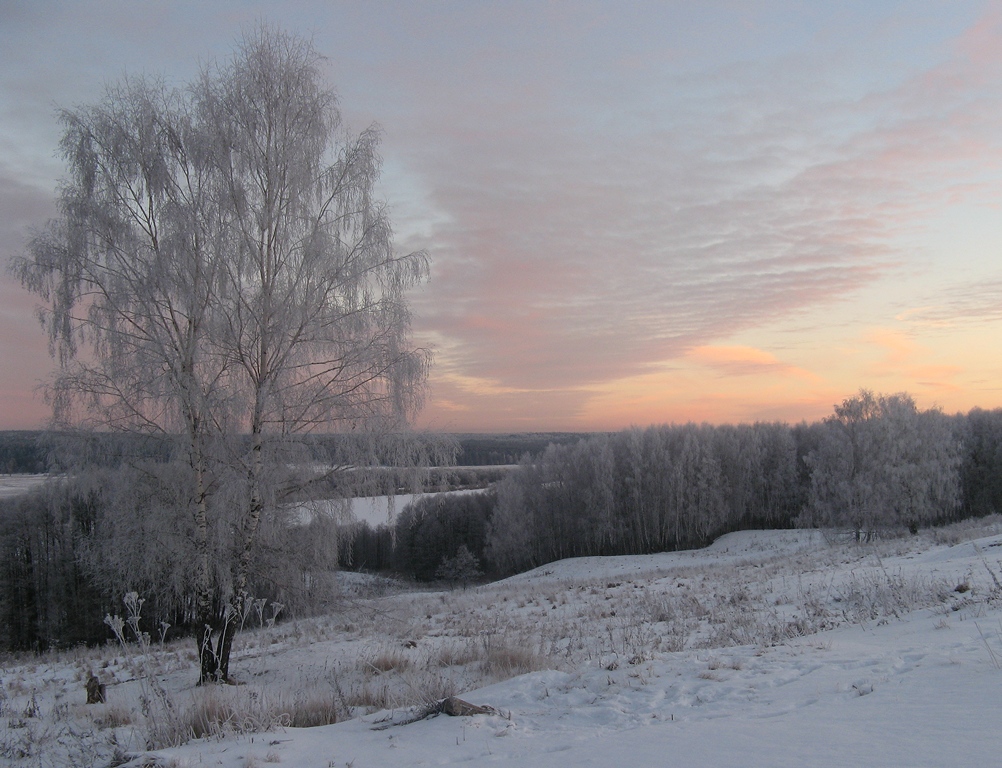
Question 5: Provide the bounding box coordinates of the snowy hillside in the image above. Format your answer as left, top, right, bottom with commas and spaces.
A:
3, 521, 1002, 767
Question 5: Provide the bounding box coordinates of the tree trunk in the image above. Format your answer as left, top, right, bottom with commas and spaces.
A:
191, 447, 222, 684
212, 426, 266, 683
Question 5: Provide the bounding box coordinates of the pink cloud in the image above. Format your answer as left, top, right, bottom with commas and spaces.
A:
952, 3, 1002, 68
397, 5, 1002, 428
0, 169, 56, 429
0, 275, 50, 429
901, 279, 1002, 327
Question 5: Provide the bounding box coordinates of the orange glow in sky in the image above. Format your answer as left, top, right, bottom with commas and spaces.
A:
3, 3, 1002, 432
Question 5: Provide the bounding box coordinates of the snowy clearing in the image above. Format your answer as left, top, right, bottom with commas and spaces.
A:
3, 521, 1002, 767
298, 489, 487, 528
0, 474, 48, 499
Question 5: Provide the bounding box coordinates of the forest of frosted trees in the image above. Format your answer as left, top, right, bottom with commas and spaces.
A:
3, 392, 1002, 652
352, 392, 999, 580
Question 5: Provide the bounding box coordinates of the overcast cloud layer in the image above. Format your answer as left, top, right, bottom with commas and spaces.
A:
2, 1, 1002, 431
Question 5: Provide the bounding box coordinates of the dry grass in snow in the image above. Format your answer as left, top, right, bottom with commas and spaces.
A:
3, 517, 1002, 767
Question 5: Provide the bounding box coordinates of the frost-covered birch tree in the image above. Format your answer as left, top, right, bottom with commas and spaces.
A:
12, 25, 429, 683
12, 73, 231, 681
804, 390, 960, 538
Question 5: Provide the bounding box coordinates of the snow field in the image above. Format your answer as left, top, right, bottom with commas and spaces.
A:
293, 489, 487, 528
0, 474, 48, 499
3, 520, 1002, 767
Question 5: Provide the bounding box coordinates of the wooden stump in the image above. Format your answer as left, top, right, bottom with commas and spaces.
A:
85, 672, 106, 704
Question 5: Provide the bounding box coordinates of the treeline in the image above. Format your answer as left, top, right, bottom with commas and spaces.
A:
486, 421, 804, 575
5, 394, 1002, 651
960, 407, 1002, 518
356, 421, 803, 580
345, 394, 1002, 581
344, 492, 495, 581
0, 431, 443, 473
0, 432, 577, 475
0, 432, 48, 473
452, 433, 591, 466
0, 483, 107, 650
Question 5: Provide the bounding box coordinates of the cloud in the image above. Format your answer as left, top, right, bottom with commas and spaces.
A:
391, 4, 1002, 428
0, 165, 57, 429
0, 166, 55, 252
405, 79, 900, 397
897, 279, 1002, 327
687, 345, 821, 382
0, 272, 50, 429
407, 97, 897, 392
4, 3, 1002, 430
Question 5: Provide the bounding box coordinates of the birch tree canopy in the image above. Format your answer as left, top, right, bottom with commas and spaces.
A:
12, 24, 430, 682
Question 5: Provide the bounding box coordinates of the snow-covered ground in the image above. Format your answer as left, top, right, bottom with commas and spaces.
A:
3, 520, 1002, 767
0, 474, 47, 499
299, 489, 486, 527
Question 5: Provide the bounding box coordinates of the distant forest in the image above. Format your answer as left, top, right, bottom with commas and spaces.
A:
0, 432, 50, 473
349, 396, 1002, 580
3, 394, 1002, 653
0, 431, 585, 475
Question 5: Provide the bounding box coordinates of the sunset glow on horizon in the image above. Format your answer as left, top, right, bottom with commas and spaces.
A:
2, 2, 1002, 432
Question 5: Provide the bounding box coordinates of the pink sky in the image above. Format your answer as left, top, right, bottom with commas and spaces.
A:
2, 1, 1002, 432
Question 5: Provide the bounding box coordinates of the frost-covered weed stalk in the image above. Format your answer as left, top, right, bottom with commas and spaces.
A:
105, 592, 190, 749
